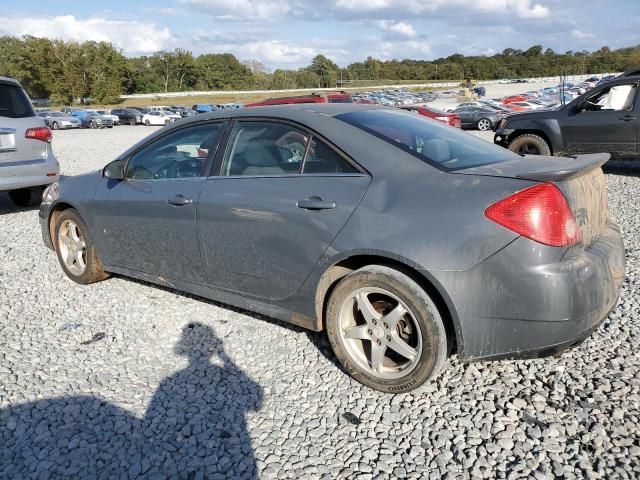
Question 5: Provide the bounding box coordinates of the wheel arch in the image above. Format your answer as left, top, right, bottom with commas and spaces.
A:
314, 253, 462, 354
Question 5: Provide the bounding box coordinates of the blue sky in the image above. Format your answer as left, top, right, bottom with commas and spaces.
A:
1, 0, 638, 69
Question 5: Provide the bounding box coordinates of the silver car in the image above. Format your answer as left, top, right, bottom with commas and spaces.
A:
38, 111, 81, 130
0, 76, 59, 207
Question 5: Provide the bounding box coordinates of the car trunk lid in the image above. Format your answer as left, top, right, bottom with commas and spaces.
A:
454, 153, 610, 246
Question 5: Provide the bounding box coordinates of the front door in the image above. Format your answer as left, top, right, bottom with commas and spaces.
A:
197, 120, 370, 300
562, 82, 638, 157
93, 122, 225, 282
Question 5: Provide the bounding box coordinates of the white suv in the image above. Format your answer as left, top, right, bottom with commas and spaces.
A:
0, 76, 59, 207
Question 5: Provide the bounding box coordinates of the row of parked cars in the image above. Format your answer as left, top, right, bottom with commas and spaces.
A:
35, 105, 202, 129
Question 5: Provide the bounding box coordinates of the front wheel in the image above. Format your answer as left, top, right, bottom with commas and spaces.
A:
144, 119, 151, 126
476, 118, 492, 131
8, 187, 45, 207
507, 134, 552, 156
90, 121, 97, 129
52, 121, 59, 130
129, 118, 136, 126
326, 265, 448, 393
53, 209, 110, 284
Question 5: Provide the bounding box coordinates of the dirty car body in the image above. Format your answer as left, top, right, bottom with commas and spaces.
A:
40, 104, 624, 371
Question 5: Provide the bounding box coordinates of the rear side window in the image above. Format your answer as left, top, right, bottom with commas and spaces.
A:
337, 109, 520, 171
302, 138, 358, 174
0, 83, 35, 119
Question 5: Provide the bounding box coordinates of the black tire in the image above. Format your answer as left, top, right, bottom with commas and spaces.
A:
8, 187, 45, 207
53, 209, 110, 285
326, 265, 448, 393
90, 121, 97, 129
52, 121, 59, 130
508, 133, 552, 156
476, 118, 492, 131
129, 118, 136, 126
145, 119, 151, 126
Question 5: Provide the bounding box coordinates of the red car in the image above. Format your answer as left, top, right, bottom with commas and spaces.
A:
399, 105, 462, 128
245, 92, 354, 107
502, 95, 529, 104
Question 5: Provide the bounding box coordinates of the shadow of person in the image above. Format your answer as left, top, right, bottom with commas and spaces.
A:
0, 323, 263, 479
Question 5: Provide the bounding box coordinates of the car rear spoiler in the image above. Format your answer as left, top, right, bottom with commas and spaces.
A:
454, 153, 610, 182
514, 153, 610, 182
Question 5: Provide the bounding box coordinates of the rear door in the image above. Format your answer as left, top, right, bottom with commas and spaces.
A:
197, 119, 370, 300
0, 80, 45, 165
562, 81, 638, 157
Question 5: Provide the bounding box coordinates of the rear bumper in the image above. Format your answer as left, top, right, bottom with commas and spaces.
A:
431, 221, 625, 361
0, 153, 59, 192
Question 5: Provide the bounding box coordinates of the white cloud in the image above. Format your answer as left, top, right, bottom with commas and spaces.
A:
376, 20, 418, 38
334, 0, 550, 19
571, 29, 595, 39
0, 15, 172, 54
179, 0, 295, 20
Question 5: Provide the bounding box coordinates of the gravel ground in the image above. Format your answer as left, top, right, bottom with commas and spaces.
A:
0, 123, 639, 479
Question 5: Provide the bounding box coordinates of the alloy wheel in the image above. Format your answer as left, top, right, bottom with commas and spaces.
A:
337, 287, 423, 380
477, 119, 491, 131
58, 219, 87, 276
517, 143, 541, 155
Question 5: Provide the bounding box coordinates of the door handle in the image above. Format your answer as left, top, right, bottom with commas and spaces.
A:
619, 115, 637, 121
297, 196, 336, 210
167, 194, 193, 206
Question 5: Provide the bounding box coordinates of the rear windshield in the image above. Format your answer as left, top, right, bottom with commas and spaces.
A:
0, 83, 35, 119
336, 109, 519, 171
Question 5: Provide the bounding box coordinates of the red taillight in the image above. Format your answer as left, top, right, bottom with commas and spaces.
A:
450, 115, 462, 128
25, 126, 52, 143
485, 183, 580, 247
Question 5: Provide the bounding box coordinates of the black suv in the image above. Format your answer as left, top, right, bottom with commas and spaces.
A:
494, 74, 639, 159
110, 108, 142, 126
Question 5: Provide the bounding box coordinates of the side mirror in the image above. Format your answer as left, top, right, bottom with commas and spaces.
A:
103, 159, 125, 180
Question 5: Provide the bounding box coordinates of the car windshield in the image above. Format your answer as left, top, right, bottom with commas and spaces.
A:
0, 83, 35, 118
336, 109, 520, 171
50, 112, 65, 117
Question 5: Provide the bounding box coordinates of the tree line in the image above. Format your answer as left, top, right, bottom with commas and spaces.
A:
1, 35, 639, 104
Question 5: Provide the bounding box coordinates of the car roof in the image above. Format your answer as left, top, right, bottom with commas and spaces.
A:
194, 103, 381, 122
0, 76, 21, 87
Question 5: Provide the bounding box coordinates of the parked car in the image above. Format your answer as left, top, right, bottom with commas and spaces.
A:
502, 95, 529, 104
244, 92, 354, 107
398, 105, 461, 128
91, 110, 120, 126
71, 110, 113, 129
111, 108, 143, 126
142, 111, 177, 126
494, 75, 639, 158
0, 76, 59, 207
38, 104, 625, 392
192, 104, 217, 113
38, 111, 81, 130
452, 106, 502, 130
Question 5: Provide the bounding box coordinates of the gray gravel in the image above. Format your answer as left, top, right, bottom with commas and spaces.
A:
1, 125, 639, 479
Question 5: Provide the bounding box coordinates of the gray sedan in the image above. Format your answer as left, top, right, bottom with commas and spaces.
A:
39, 105, 624, 392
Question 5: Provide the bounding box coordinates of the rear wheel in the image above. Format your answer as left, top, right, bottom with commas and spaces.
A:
8, 187, 45, 207
326, 265, 447, 393
129, 118, 136, 126
477, 118, 492, 131
508, 134, 552, 156
53, 209, 109, 284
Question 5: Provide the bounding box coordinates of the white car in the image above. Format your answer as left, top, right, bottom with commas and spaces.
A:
89, 110, 120, 125
142, 111, 177, 126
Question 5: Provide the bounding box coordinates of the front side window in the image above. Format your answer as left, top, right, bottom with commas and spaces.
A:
221, 121, 309, 176
126, 123, 223, 180
337, 109, 520, 171
586, 83, 637, 111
